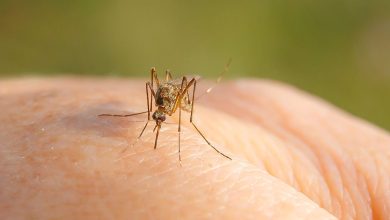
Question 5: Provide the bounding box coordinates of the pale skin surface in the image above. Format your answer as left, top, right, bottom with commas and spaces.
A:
0, 77, 389, 220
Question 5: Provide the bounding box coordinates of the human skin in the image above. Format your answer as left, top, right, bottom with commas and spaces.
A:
0, 77, 389, 220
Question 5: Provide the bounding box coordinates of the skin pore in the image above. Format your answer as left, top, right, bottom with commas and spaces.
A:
0, 77, 389, 219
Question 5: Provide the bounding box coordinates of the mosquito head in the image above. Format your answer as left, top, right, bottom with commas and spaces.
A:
152, 110, 166, 124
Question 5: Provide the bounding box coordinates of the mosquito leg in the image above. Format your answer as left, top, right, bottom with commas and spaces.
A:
187, 90, 191, 104
146, 82, 150, 120
191, 122, 232, 160
169, 76, 188, 115
178, 102, 182, 164
178, 78, 196, 118
181, 78, 196, 97
146, 82, 156, 113
151, 67, 154, 88
135, 119, 150, 143
121, 83, 151, 154
150, 68, 154, 112
187, 78, 232, 160
142, 81, 152, 136
98, 111, 148, 117
150, 68, 159, 112
154, 125, 161, 149
127, 82, 152, 148
163, 76, 188, 163
146, 82, 156, 98
138, 120, 149, 139
119, 81, 154, 154
176, 77, 189, 164
150, 67, 160, 88
185, 78, 191, 105
165, 70, 173, 81
180, 76, 188, 106
190, 79, 196, 121
152, 68, 160, 87
121, 119, 150, 154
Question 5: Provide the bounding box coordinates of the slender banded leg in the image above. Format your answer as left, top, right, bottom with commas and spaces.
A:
153, 124, 161, 150
146, 82, 150, 120
146, 82, 156, 107
150, 68, 155, 112
98, 111, 148, 117
178, 104, 182, 164
150, 67, 160, 88
137, 82, 156, 138
184, 79, 232, 160
98, 81, 154, 118
119, 82, 156, 153
177, 76, 188, 163
150, 67, 159, 112
165, 70, 173, 81
168, 76, 188, 116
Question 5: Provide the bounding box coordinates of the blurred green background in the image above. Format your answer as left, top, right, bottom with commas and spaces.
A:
0, 0, 389, 130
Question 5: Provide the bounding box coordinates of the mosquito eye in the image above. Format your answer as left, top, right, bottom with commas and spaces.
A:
152, 112, 165, 122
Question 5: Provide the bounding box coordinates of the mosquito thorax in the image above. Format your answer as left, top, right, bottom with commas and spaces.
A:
155, 83, 181, 110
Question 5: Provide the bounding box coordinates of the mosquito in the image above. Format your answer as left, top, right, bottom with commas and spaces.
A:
99, 63, 232, 162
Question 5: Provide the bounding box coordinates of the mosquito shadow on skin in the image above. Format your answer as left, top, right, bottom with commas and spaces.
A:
59, 102, 148, 140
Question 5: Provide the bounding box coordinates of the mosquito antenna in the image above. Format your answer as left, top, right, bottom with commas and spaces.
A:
98, 111, 148, 117
195, 58, 232, 100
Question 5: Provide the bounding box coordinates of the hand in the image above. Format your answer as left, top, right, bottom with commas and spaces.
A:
0, 78, 388, 219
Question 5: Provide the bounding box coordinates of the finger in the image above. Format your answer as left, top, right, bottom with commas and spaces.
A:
200, 80, 390, 220
0, 78, 336, 220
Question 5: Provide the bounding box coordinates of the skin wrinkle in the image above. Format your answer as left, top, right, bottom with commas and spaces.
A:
247, 136, 266, 169
256, 83, 375, 220
271, 93, 360, 219
228, 83, 324, 170
207, 83, 314, 204
373, 163, 390, 219
193, 105, 334, 211
262, 92, 325, 172
305, 101, 373, 219
320, 114, 389, 220
283, 117, 349, 218
233, 89, 324, 184
204, 83, 388, 218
